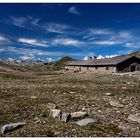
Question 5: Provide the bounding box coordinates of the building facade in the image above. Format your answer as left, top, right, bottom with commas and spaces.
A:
65, 56, 140, 73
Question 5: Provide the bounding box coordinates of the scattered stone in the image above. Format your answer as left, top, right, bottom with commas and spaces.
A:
30, 96, 37, 99
118, 122, 131, 131
127, 82, 131, 85
19, 95, 25, 98
128, 113, 140, 123
82, 107, 86, 111
47, 103, 57, 110
70, 91, 74, 94
105, 92, 112, 96
61, 112, 71, 122
53, 90, 56, 93
75, 118, 97, 126
50, 109, 61, 120
98, 110, 102, 113
1, 122, 26, 134
34, 117, 45, 124
71, 111, 87, 119
122, 87, 127, 90
109, 101, 124, 108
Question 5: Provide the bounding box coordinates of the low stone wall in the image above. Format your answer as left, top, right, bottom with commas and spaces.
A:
64, 66, 116, 73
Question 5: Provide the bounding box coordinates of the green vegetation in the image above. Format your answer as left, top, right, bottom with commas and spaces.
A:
53, 56, 75, 70
0, 69, 140, 137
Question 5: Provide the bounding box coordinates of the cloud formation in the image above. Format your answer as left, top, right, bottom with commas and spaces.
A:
18, 38, 48, 47
68, 6, 80, 15
9, 16, 40, 28
45, 23, 71, 34
52, 38, 84, 46
0, 35, 8, 41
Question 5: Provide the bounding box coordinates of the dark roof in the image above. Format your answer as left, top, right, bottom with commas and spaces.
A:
66, 55, 139, 66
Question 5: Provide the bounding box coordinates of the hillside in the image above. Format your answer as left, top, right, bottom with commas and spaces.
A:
53, 56, 75, 70
129, 50, 140, 58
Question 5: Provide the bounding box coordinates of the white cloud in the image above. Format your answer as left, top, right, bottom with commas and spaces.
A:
9, 16, 40, 29
97, 55, 105, 59
68, 6, 80, 15
89, 29, 112, 35
105, 54, 117, 58
0, 35, 8, 41
52, 38, 84, 46
18, 38, 48, 47
93, 40, 121, 45
97, 54, 117, 59
45, 23, 71, 34
10, 16, 27, 28
119, 31, 132, 39
0, 48, 4, 52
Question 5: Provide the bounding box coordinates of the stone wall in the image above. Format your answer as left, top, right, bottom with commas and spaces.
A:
64, 66, 116, 73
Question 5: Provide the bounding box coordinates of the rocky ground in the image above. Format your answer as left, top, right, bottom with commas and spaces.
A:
0, 70, 140, 137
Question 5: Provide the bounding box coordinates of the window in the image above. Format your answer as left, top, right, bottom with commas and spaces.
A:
106, 66, 109, 70
95, 67, 98, 70
87, 67, 89, 69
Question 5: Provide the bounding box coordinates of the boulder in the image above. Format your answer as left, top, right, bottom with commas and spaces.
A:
71, 112, 87, 119
61, 112, 71, 122
47, 103, 57, 110
50, 109, 61, 120
105, 92, 112, 96
128, 113, 140, 123
1, 122, 26, 134
75, 118, 97, 126
109, 101, 124, 108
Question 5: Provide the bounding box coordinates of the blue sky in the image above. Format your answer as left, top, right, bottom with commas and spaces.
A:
0, 3, 140, 61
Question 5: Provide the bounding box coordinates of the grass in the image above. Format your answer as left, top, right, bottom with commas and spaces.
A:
0, 69, 140, 137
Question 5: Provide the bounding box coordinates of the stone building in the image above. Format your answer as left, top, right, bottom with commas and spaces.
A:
65, 55, 140, 73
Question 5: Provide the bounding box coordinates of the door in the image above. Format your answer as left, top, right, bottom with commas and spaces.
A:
130, 65, 136, 72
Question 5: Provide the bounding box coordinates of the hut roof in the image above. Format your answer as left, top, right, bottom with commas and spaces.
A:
66, 55, 138, 66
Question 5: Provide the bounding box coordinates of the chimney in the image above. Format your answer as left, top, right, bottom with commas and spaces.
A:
92, 56, 97, 59
88, 56, 92, 60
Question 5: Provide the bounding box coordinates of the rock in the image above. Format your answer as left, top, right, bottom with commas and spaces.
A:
128, 113, 140, 123
53, 90, 56, 93
70, 91, 74, 94
61, 112, 71, 122
1, 122, 26, 134
34, 117, 45, 124
75, 118, 97, 126
118, 122, 131, 131
71, 112, 87, 119
50, 109, 61, 120
30, 96, 37, 99
122, 87, 127, 90
82, 107, 86, 111
127, 82, 131, 85
105, 92, 112, 96
47, 103, 57, 110
109, 101, 124, 108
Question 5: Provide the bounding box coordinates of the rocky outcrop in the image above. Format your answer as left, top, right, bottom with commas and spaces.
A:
128, 113, 140, 123
75, 118, 97, 126
1, 122, 26, 134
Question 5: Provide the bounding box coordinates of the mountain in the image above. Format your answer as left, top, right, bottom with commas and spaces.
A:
54, 56, 75, 70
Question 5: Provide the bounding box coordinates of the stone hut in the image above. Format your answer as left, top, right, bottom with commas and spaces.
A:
65, 55, 140, 73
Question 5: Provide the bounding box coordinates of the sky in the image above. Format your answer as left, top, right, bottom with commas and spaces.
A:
0, 3, 140, 61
